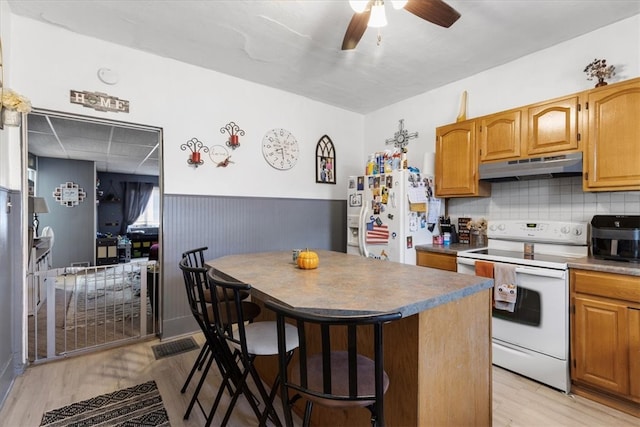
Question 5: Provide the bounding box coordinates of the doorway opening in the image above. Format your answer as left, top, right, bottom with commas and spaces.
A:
24, 109, 163, 363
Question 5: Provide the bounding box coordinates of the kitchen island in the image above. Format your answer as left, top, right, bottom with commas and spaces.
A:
207, 250, 494, 426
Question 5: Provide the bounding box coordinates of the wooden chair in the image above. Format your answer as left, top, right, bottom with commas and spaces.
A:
265, 301, 402, 427
207, 268, 299, 427
178, 257, 260, 424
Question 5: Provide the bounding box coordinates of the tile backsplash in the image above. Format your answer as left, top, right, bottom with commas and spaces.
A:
447, 176, 640, 225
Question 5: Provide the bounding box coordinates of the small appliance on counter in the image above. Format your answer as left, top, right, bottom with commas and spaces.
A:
591, 215, 640, 263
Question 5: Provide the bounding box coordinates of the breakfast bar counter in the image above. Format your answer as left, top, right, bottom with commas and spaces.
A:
207, 250, 494, 426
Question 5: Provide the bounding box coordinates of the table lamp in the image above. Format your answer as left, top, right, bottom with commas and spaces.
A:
31, 196, 49, 236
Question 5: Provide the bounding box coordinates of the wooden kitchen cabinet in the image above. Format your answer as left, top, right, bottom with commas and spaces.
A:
435, 120, 490, 198
526, 95, 580, 156
570, 269, 640, 417
478, 110, 522, 162
583, 77, 640, 191
416, 250, 457, 272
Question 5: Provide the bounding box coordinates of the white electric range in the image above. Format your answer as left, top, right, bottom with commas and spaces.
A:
456, 220, 588, 392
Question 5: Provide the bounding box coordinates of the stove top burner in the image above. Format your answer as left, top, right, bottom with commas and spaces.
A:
458, 248, 586, 270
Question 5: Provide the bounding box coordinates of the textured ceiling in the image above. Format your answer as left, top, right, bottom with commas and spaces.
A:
9, 0, 640, 113
11, 0, 640, 175
27, 113, 160, 176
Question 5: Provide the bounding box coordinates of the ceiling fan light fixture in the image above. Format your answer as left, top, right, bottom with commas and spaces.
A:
391, 0, 407, 10
368, 1, 387, 28
349, 0, 369, 13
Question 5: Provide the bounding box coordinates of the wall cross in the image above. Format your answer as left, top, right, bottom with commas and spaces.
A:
385, 119, 418, 150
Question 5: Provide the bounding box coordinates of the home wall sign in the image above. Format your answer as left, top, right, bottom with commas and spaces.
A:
53, 182, 87, 207
69, 90, 130, 113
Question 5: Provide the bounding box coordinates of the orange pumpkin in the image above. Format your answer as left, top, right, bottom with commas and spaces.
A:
297, 250, 319, 269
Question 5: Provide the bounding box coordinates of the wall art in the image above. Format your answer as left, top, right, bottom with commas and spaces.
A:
53, 182, 87, 207
315, 135, 335, 184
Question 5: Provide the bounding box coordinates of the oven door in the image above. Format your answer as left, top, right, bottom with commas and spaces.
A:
457, 257, 568, 360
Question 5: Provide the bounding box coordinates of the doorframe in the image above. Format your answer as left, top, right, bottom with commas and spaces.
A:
21, 108, 164, 360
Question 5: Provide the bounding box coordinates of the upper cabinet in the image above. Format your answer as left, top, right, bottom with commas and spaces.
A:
477, 95, 580, 164
583, 78, 640, 192
435, 120, 491, 198
526, 95, 580, 156
435, 77, 640, 197
479, 110, 522, 162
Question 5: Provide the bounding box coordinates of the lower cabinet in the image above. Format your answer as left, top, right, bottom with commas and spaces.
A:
416, 250, 457, 272
570, 269, 640, 416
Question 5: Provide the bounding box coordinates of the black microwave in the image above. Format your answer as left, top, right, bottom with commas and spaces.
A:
591, 215, 640, 263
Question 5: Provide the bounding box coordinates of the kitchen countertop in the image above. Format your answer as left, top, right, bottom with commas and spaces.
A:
207, 250, 493, 317
568, 256, 640, 276
417, 243, 640, 276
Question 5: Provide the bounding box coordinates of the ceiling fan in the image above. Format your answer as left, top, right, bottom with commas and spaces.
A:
341, 0, 461, 50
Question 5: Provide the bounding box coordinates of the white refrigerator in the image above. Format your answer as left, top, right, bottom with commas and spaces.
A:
346, 170, 437, 265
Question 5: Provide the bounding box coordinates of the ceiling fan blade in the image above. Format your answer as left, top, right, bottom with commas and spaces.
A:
341, 6, 372, 50
404, 0, 461, 28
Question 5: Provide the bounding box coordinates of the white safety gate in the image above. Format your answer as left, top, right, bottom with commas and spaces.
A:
28, 261, 159, 362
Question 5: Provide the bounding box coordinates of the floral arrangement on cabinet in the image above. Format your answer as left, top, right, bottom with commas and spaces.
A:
2, 89, 32, 113
583, 58, 615, 87
1, 89, 32, 127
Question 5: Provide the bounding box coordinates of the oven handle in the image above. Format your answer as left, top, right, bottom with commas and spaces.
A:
456, 257, 566, 279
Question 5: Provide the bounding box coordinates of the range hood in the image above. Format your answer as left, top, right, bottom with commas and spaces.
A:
479, 152, 583, 182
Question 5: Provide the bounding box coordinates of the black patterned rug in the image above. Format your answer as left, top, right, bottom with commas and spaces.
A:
39, 380, 170, 426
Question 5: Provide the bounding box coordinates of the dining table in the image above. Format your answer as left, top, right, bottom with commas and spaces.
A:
207, 250, 494, 426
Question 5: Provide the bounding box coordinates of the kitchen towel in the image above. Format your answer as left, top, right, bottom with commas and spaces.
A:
493, 263, 517, 312
474, 261, 494, 278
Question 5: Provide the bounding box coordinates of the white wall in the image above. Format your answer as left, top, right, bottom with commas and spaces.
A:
7, 13, 640, 198
363, 14, 640, 172
0, 0, 23, 191
9, 15, 364, 199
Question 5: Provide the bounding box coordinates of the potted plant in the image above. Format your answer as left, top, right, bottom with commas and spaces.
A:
1, 88, 32, 127
583, 58, 616, 88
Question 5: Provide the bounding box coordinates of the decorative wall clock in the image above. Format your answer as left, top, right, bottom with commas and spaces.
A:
262, 128, 299, 170
53, 182, 87, 207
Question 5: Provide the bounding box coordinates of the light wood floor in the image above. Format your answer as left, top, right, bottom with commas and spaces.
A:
1, 333, 637, 427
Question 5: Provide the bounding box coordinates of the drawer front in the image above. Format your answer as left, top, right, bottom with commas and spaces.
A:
417, 252, 457, 272
572, 269, 640, 303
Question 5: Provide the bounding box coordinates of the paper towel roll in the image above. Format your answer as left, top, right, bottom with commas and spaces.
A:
423, 152, 435, 176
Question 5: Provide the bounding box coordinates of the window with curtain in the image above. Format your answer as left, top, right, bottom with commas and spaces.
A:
121, 182, 155, 234
132, 186, 160, 227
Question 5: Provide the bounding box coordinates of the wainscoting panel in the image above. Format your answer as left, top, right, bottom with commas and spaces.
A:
162, 194, 347, 338
0, 187, 24, 408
